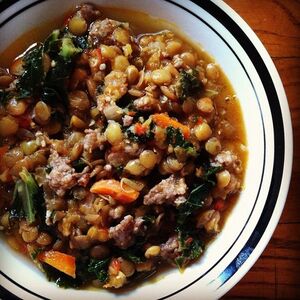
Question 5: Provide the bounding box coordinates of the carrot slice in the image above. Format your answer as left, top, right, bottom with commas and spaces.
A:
38, 250, 76, 278
152, 113, 190, 138
90, 179, 139, 203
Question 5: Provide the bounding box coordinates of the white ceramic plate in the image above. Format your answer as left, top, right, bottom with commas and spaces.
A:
0, 0, 293, 299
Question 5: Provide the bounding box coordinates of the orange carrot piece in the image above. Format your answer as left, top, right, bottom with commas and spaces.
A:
152, 113, 190, 138
90, 179, 139, 203
38, 250, 76, 278
135, 123, 146, 136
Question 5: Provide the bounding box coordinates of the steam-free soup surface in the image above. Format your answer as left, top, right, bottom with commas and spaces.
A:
0, 3, 246, 290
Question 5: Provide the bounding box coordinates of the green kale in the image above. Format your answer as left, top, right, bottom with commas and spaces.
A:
0, 90, 12, 105
142, 215, 156, 226
166, 126, 192, 149
117, 247, 145, 264
71, 159, 87, 173
41, 86, 64, 104
126, 122, 155, 144
10, 181, 25, 220
87, 258, 111, 283
166, 126, 197, 156
175, 230, 203, 268
43, 55, 73, 107
121, 252, 144, 264
203, 166, 223, 183
59, 37, 81, 59
10, 168, 39, 224
43, 29, 61, 53
44, 29, 87, 58
177, 165, 221, 227
16, 45, 44, 98
176, 69, 202, 101
177, 183, 211, 227
72, 35, 89, 50
30, 248, 43, 260
43, 264, 81, 288
43, 256, 95, 288
115, 165, 124, 176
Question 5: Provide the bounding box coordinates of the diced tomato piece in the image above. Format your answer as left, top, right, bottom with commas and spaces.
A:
214, 199, 226, 211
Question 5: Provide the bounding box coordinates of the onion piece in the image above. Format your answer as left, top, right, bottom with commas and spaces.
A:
120, 178, 145, 192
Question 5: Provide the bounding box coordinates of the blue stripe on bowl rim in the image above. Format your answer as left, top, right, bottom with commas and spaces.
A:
0, 0, 285, 299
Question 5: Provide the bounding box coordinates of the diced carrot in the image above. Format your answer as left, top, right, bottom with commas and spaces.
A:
134, 123, 146, 136
152, 113, 190, 138
196, 117, 203, 125
38, 250, 76, 278
214, 199, 226, 211
127, 111, 136, 117
90, 179, 139, 204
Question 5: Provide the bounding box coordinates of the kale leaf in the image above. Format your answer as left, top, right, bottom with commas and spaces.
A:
10, 180, 25, 220
142, 215, 156, 226
10, 168, 39, 224
175, 230, 204, 268
16, 45, 44, 98
43, 264, 81, 288
177, 183, 211, 227
174, 164, 222, 268
177, 165, 222, 227
88, 258, 111, 283
0, 90, 12, 105
126, 122, 155, 144
166, 126, 197, 156
43, 29, 61, 53
71, 158, 87, 173
117, 247, 145, 264
176, 69, 202, 101
72, 35, 89, 50
166, 126, 193, 149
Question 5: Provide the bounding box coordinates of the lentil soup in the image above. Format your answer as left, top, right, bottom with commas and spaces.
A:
0, 3, 247, 289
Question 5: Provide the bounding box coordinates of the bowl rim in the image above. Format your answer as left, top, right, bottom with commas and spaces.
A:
0, 0, 293, 299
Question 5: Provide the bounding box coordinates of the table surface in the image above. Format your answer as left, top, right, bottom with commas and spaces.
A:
223, 0, 300, 299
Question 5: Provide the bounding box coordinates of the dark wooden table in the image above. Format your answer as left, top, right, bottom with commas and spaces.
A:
223, 1, 300, 299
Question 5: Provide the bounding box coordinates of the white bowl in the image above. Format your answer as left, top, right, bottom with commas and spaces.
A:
0, 1, 293, 299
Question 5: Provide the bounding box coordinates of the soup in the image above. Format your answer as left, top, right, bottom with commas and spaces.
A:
0, 3, 247, 289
